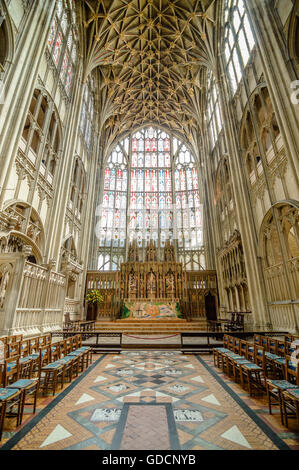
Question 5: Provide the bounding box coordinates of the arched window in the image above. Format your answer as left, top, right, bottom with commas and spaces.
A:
223, 0, 255, 96
99, 145, 128, 252
97, 127, 204, 271
174, 145, 203, 251
47, 0, 78, 95
79, 77, 95, 149
206, 72, 223, 149
129, 128, 172, 248
69, 158, 86, 220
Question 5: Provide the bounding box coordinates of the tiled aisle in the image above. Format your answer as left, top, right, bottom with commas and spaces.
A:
1, 351, 299, 450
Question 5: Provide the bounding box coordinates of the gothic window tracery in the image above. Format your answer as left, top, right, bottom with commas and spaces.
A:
47, 0, 78, 96
206, 72, 223, 150
98, 127, 204, 271
79, 77, 95, 149
223, 0, 256, 96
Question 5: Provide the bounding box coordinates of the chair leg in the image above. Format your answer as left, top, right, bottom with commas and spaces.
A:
0, 402, 7, 441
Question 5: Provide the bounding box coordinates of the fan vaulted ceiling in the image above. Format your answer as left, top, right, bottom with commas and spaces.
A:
82, 0, 216, 154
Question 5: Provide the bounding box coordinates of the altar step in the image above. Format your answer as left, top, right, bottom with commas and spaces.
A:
94, 319, 207, 334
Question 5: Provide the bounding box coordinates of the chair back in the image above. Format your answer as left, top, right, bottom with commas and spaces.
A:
39, 345, 51, 368
268, 338, 278, 355
254, 334, 261, 346
233, 337, 240, 354
5, 341, 21, 359
0, 337, 8, 345
39, 336, 47, 347
277, 339, 286, 356
71, 336, 78, 351
4, 356, 20, 386
20, 339, 30, 357
254, 344, 265, 368
285, 355, 299, 385
228, 336, 234, 351
15, 334, 23, 343
51, 342, 61, 362
260, 336, 269, 351
65, 338, 73, 354
44, 334, 51, 346
76, 335, 82, 348
29, 337, 40, 354
286, 339, 299, 356
284, 335, 293, 343
240, 340, 248, 357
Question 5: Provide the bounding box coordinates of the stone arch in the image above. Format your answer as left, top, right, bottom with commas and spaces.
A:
287, 0, 299, 71
0, 3, 14, 73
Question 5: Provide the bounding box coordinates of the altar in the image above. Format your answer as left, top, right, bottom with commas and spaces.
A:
121, 299, 182, 320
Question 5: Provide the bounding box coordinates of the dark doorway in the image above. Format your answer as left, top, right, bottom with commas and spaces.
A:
205, 292, 217, 321
86, 303, 97, 321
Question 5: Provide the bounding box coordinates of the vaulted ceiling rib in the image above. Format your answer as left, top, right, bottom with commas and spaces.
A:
82, 0, 216, 153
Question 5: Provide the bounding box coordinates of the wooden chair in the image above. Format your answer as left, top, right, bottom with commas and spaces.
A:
266, 356, 299, 425
281, 388, 299, 428
0, 361, 24, 440
4, 357, 39, 419
38, 361, 65, 397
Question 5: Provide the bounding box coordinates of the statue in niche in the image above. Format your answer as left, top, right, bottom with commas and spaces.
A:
166, 271, 175, 297
128, 271, 137, 298
147, 270, 156, 298
0, 265, 11, 309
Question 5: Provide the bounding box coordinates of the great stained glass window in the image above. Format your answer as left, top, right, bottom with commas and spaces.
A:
97, 127, 204, 271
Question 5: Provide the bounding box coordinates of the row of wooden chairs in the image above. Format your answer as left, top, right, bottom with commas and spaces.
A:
254, 334, 299, 357
213, 335, 299, 428
0, 334, 92, 440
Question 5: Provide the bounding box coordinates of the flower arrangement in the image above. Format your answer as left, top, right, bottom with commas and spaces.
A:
85, 289, 104, 304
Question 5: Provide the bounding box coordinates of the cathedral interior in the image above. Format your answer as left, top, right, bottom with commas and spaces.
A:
0, 0, 298, 454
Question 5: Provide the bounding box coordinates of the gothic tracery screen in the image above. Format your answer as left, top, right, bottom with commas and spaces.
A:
97, 128, 204, 271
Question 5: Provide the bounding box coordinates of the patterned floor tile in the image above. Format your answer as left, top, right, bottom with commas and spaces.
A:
1, 351, 298, 450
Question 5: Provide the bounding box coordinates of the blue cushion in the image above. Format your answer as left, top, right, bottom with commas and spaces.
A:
267, 380, 299, 390
286, 388, 299, 399
265, 352, 279, 359
241, 363, 262, 370
7, 379, 37, 389
0, 388, 20, 400
274, 358, 286, 364
42, 362, 63, 370
287, 361, 297, 371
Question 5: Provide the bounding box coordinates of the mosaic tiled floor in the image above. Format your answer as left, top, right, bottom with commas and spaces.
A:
1, 351, 299, 450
